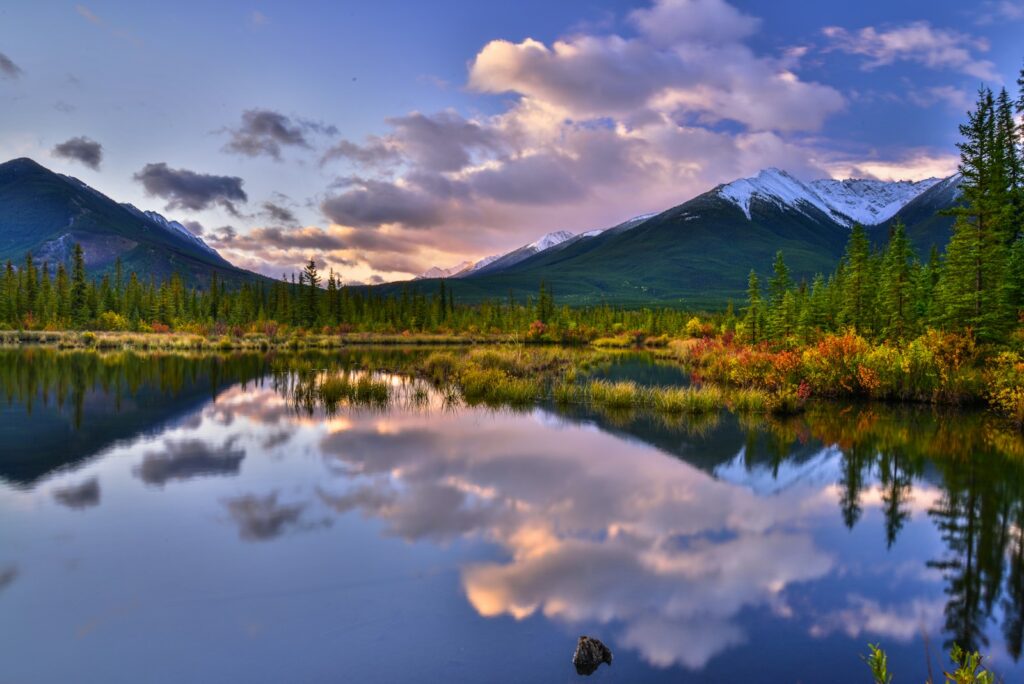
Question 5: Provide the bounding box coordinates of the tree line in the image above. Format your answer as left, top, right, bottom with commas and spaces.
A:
0, 245, 708, 338
745, 69, 1024, 344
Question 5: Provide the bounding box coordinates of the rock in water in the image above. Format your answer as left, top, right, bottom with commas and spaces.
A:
573, 635, 613, 675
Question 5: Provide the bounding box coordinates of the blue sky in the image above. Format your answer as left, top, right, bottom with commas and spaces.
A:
1, 1, 1022, 282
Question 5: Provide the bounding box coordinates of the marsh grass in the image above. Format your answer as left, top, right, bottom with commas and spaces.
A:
317, 372, 391, 408
588, 380, 644, 409
459, 367, 541, 406
649, 385, 725, 415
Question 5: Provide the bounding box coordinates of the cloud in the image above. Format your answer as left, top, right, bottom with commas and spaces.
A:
261, 201, 298, 226
905, 85, 972, 112
0, 566, 16, 593
628, 0, 760, 46
822, 22, 998, 80
223, 492, 306, 541
222, 109, 337, 160
134, 162, 248, 215
976, 1, 1024, 25
53, 477, 101, 509
52, 136, 103, 170
0, 51, 22, 79
321, 138, 401, 168
321, 178, 445, 228
74, 4, 141, 46
134, 438, 246, 486
467, 12, 843, 131
825, 151, 959, 182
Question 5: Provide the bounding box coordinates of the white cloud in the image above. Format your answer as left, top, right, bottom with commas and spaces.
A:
822, 22, 998, 81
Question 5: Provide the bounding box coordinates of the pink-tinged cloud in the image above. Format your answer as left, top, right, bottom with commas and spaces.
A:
822, 22, 998, 81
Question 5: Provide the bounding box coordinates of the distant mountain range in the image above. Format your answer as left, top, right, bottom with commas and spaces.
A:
408, 167, 960, 307
0, 157, 262, 286
0, 157, 960, 305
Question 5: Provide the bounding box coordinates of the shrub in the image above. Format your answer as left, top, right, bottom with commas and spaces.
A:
95, 311, 129, 332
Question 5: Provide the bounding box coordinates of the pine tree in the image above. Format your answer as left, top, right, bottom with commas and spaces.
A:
940, 87, 1015, 339
743, 270, 764, 342
839, 225, 873, 334
302, 258, 320, 328
879, 221, 918, 339
70, 244, 89, 328
767, 250, 792, 339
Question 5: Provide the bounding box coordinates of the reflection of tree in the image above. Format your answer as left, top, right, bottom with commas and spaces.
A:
878, 452, 912, 549
758, 404, 1024, 658
838, 441, 873, 530
1003, 513, 1024, 660
926, 454, 1024, 655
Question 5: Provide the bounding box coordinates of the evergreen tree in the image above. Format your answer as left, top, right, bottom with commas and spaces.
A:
70, 244, 89, 328
839, 225, 873, 334
879, 221, 918, 339
302, 258, 320, 328
743, 270, 764, 343
767, 250, 793, 338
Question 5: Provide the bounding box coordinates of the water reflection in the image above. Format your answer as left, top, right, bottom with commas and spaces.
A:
3, 349, 1024, 682
52, 477, 100, 509
135, 438, 246, 486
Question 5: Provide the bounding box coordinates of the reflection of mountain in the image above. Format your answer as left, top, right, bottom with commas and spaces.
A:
0, 350, 275, 487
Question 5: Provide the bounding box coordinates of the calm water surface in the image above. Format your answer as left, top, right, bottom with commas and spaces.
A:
2, 348, 1024, 683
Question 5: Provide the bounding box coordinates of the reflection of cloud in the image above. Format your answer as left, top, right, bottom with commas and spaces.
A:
0, 565, 17, 592
810, 595, 945, 642
135, 438, 245, 486
53, 477, 101, 509
316, 416, 836, 669
224, 492, 306, 541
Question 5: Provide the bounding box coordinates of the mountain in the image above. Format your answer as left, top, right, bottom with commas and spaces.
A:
0, 157, 262, 286
398, 168, 961, 308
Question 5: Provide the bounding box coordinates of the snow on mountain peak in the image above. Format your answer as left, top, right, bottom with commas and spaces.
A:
528, 230, 575, 252
121, 203, 220, 256
810, 177, 941, 226
717, 168, 942, 227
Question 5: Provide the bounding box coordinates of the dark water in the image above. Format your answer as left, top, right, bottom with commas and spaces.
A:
2, 348, 1024, 683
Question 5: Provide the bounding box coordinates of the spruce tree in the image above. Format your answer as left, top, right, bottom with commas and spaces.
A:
743, 270, 764, 342
940, 87, 1014, 339
879, 221, 917, 339
302, 258, 320, 328
70, 244, 89, 328
840, 225, 873, 334
767, 250, 792, 338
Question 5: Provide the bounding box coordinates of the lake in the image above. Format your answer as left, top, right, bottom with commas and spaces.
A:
1, 347, 1023, 682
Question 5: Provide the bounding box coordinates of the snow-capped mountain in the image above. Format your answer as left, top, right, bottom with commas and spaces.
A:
527, 230, 574, 252
716, 168, 940, 228
419, 230, 580, 279
121, 204, 221, 257
415, 260, 476, 280
810, 177, 941, 226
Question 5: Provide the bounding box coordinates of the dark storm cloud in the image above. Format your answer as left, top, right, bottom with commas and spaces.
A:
0, 51, 22, 78
52, 136, 103, 170
53, 478, 101, 509
223, 492, 306, 541
135, 438, 246, 486
222, 109, 337, 160
133, 162, 248, 215
320, 179, 443, 228
261, 201, 298, 225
